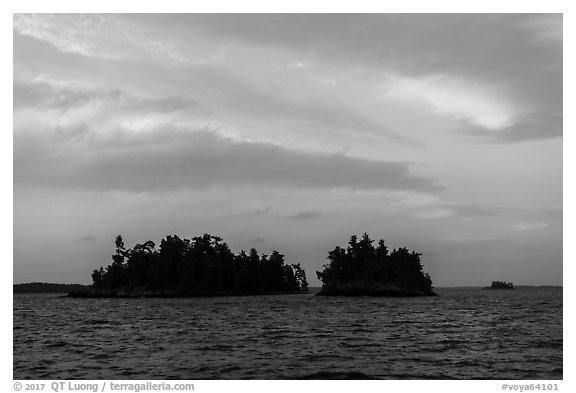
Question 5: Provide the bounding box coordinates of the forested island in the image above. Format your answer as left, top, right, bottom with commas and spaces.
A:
316, 233, 435, 296
69, 234, 308, 298
488, 280, 515, 289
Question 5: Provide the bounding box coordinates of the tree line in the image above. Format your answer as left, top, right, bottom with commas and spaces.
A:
91, 234, 308, 295
87, 232, 436, 297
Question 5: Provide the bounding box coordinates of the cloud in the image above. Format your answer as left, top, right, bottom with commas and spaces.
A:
14, 14, 124, 59
289, 211, 326, 220
170, 62, 417, 147
13, 14, 194, 65
409, 200, 512, 221
383, 71, 561, 143
384, 73, 519, 130
13, 77, 202, 139
522, 14, 563, 43
162, 14, 560, 77
460, 111, 562, 143
14, 127, 442, 193
511, 222, 549, 232
14, 70, 415, 151
540, 206, 563, 222
413, 204, 500, 220
415, 207, 455, 219
442, 236, 516, 246
452, 205, 501, 218
76, 235, 97, 241
14, 78, 196, 114
169, 14, 560, 143
254, 207, 272, 215
14, 14, 561, 145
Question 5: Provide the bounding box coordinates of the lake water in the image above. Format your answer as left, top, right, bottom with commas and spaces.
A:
13, 287, 562, 379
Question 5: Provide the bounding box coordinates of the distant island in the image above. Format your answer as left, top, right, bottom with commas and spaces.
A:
69, 234, 308, 298
14, 282, 89, 294
488, 280, 515, 289
316, 233, 436, 296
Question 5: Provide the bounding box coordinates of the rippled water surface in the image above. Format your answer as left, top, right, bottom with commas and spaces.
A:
13, 287, 562, 379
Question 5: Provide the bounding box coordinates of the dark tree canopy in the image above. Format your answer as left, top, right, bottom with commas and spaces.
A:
316, 233, 435, 296
86, 234, 308, 297
489, 280, 514, 289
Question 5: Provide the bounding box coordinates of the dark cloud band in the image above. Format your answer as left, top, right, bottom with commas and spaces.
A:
14, 128, 442, 193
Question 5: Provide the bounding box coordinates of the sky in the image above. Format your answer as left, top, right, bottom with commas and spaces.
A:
13, 13, 563, 286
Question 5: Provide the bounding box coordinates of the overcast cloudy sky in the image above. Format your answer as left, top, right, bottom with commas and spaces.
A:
13, 14, 562, 286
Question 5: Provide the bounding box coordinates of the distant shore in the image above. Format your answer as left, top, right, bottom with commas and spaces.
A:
13, 282, 90, 294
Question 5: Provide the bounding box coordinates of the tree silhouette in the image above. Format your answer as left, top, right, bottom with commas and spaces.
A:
317, 233, 435, 296
86, 233, 308, 297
